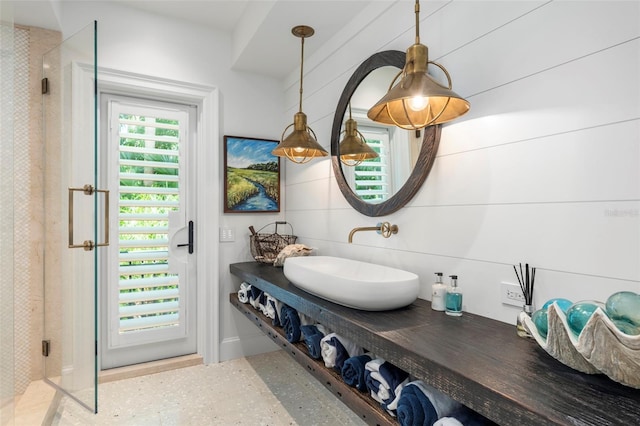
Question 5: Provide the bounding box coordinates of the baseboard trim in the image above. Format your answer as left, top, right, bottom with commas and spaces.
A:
219, 334, 279, 362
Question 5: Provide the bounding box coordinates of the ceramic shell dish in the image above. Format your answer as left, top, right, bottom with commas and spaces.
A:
522, 302, 640, 388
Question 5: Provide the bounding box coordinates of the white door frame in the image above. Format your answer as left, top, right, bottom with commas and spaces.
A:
97, 67, 219, 364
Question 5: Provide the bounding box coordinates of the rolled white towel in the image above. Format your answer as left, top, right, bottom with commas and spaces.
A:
371, 372, 409, 412
262, 293, 282, 326
384, 381, 409, 412
258, 292, 269, 316
365, 358, 410, 415
249, 288, 262, 310
263, 293, 277, 319
365, 359, 386, 404
238, 282, 251, 304
320, 332, 364, 369
434, 418, 464, 426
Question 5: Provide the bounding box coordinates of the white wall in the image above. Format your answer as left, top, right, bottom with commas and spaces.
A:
31, 0, 640, 364
282, 0, 640, 325
55, 1, 285, 362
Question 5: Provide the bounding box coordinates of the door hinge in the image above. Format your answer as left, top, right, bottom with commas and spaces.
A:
41, 78, 49, 94
42, 340, 51, 357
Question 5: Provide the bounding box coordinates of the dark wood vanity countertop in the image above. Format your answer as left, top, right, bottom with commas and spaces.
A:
230, 261, 640, 426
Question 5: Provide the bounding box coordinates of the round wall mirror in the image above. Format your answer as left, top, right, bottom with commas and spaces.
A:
331, 50, 441, 217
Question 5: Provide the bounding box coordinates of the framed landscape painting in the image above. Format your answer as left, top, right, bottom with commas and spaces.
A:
224, 135, 281, 213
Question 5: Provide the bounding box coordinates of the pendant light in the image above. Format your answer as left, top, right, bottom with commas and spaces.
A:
367, 0, 470, 130
339, 104, 378, 167
272, 25, 328, 164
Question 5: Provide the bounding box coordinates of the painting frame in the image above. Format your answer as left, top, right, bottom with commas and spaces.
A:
223, 135, 281, 213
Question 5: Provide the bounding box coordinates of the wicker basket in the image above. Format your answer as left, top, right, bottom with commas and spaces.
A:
249, 221, 297, 264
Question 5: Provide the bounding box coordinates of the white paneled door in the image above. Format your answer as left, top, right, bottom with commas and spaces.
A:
100, 95, 197, 369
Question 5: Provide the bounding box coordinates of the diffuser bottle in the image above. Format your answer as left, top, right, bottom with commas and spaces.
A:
431, 272, 446, 311
445, 275, 463, 316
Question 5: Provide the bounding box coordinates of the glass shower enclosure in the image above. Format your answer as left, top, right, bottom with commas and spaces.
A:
42, 21, 102, 413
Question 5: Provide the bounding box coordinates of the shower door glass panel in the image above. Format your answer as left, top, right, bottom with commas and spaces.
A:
43, 21, 99, 413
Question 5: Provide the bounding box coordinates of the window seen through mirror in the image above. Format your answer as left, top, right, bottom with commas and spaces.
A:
342, 106, 421, 204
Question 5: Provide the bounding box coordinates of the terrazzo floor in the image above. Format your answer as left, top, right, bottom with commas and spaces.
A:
51, 350, 367, 425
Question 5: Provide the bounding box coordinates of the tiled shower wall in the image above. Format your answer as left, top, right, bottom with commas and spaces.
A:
282, 1, 640, 323
13, 25, 30, 395
1, 13, 16, 418
10, 25, 61, 395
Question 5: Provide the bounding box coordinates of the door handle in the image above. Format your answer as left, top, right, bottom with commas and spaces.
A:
176, 220, 194, 254
68, 184, 109, 251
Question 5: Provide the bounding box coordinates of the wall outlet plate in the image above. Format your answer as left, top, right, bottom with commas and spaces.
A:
501, 282, 525, 307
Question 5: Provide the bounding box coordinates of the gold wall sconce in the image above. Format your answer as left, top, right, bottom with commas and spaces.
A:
367, 0, 470, 130
272, 25, 328, 164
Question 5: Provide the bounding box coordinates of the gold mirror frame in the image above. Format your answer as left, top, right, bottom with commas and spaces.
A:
331, 50, 441, 217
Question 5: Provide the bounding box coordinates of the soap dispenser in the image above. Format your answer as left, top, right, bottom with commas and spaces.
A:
431, 272, 446, 311
445, 275, 463, 316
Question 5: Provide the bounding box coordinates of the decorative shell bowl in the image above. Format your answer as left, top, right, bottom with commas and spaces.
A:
522, 302, 640, 388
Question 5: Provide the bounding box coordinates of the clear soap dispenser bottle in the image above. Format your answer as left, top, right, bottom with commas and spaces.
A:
445, 275, 463, 316
431, 272, 446, 311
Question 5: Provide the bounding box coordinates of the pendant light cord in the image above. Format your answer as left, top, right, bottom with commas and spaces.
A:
298, 36, 305, 113
414, 0, 420, 44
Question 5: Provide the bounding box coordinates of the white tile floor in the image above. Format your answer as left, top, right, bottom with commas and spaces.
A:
51, 350, 367, 425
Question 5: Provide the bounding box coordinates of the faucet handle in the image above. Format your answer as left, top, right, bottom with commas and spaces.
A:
378, 222, 398, 238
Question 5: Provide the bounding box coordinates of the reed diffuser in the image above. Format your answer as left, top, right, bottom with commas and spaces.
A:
513, 263, 536, 338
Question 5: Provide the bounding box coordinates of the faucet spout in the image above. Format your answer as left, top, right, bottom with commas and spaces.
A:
348, 226, 380, 243
348, 222, 398, 243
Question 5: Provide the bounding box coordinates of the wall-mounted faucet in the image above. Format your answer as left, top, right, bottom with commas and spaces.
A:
348, 222, 398, 243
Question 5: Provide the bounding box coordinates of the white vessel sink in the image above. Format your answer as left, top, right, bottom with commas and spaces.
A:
283, 256, 419, 311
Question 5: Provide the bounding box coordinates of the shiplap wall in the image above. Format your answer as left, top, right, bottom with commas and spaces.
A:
282, 0, 640, 324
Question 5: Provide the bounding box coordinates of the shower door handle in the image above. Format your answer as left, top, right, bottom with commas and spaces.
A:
68, 184, 110, 251
176, 220, 194, 254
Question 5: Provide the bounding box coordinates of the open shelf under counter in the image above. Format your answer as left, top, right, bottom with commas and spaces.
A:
230, 293, 396, 426
230, 261, 640, 426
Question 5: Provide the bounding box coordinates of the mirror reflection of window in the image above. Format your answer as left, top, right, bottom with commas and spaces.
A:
345, 109, 421, 203
345, 126, 390, 203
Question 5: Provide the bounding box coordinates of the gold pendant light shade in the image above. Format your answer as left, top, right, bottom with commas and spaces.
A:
272, 25, 328, 164
273, 111, 326, 164
339, 105, 378, 167
367, 1, 469, 130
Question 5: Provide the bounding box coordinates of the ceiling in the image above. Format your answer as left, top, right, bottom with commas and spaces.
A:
11, 0, 380, 79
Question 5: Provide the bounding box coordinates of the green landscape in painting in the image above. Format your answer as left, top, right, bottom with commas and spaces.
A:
226, 162, 279, 209
225, 137, 279, 212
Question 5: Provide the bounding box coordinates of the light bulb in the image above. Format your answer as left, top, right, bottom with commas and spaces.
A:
340, 154, 361, 167
408, 95, 429, 112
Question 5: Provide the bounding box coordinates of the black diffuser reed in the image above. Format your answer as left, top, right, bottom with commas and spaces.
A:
514, 263, 536, 338
513, 263, 536, 307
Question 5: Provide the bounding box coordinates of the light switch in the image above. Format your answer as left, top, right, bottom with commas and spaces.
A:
219, 227, 235, 242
